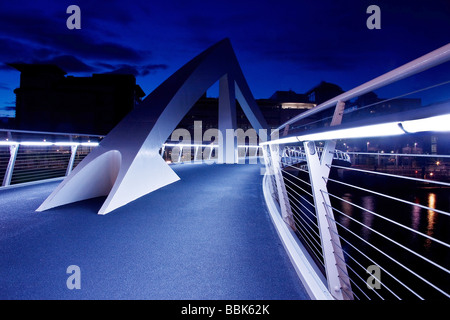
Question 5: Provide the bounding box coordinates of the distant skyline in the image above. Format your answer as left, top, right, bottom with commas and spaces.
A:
0, 0, 449, 118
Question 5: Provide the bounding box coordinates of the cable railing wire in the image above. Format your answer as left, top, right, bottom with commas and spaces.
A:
272, 145, 450, 299
327, 215, 425, 299
330, 232, 402, 300
325, 176, 450, 217
276, 145, 450, 298
283, 174, 315, 201
325, 190, 450, 249
333, 252, 375, 300
326, 198, 450, 278
291, 211, 324, 261
326, 203, 450, 298
269, 137, 450, 299
330, 163, 450, 188
0, 130, 101, 186
288, 199, 320, 237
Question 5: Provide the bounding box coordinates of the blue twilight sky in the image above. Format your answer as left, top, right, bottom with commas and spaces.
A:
0, 0, 449, 117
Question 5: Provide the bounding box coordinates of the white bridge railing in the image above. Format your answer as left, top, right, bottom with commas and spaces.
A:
261, 43, 450, 300
161, 142, 261, 163
0, 131, 264, 187
0, 129, 102, 187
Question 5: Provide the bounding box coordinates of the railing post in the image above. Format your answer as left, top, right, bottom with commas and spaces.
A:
262, 145, 278, 205
304, 140, 353, 300
66, 144, 79, 176
179, 146, 183, 163
2, 143, 19, 187
194, 146, 200, 161
218, 74, 238, 164
303, 101, 353, 300
268, 143, 296, 230
208, 146, 214, 160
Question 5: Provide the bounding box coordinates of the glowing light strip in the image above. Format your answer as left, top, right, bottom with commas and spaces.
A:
163, 143, 217, 147
1, 141, 262, 148
80, 142, 100, 147
262, 113, 450, 146
401, 113, 450, 133
0, 141, 17, 146
163, 143, 261, 148
54, 142, 80, 146
20, 141, 53, 146
0, 141, 99, 147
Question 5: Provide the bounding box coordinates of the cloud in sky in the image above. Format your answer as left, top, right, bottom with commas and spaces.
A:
104, 64, 169, 77
0, 99, 15, 117
1, 105, 15, 111
0, 2, 154, 74
0, 83, 11, 91
34, 55, 97, 73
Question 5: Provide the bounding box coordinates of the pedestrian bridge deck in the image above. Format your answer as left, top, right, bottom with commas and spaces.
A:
0, 163, 308, 300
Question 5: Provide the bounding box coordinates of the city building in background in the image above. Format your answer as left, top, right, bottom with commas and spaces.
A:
10, 63, 145, 135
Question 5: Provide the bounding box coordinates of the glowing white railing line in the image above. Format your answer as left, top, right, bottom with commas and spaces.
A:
0, 137, 263, 187
0, 142, 99, 186
332, 160, 450, 188
163, 143, 261, 148
0, 141, 99, 147
262, 113, 450, 146
161, 143, 262, 162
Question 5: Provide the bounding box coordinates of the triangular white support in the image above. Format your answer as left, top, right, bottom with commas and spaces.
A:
37, 39, 268, 215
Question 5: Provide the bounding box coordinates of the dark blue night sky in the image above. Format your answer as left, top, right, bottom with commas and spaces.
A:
0, 0, 449, 117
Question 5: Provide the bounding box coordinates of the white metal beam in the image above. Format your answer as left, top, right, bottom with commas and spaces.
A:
37, 38, 268, 215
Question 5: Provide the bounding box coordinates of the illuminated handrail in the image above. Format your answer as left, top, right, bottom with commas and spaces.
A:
276, 43, 450, 131
161, 142, 262, 163
0, 131, 264, 187
0, 129, 103, 187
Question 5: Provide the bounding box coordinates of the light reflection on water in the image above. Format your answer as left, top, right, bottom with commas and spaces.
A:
361, 196, 374, 241
336, 190, 448, 252
340, 193, 353, 229
333, 189, 449, 297
426, 193, 437, 249
411, 197, 421, 239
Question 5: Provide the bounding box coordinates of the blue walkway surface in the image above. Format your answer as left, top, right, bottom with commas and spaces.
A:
0, 163, 309, 300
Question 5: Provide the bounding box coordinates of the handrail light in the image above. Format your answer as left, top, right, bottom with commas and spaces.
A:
261, 113, 450, 146
0, 141, 99, 147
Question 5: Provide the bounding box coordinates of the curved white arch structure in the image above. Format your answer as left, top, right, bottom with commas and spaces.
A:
37, 39, 268, 215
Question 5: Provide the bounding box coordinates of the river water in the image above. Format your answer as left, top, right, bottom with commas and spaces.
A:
330, 186, 449, 299
285, 168, 450, 299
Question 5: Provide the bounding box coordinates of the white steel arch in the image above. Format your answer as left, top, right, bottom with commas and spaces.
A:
37, 39, 268, 215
